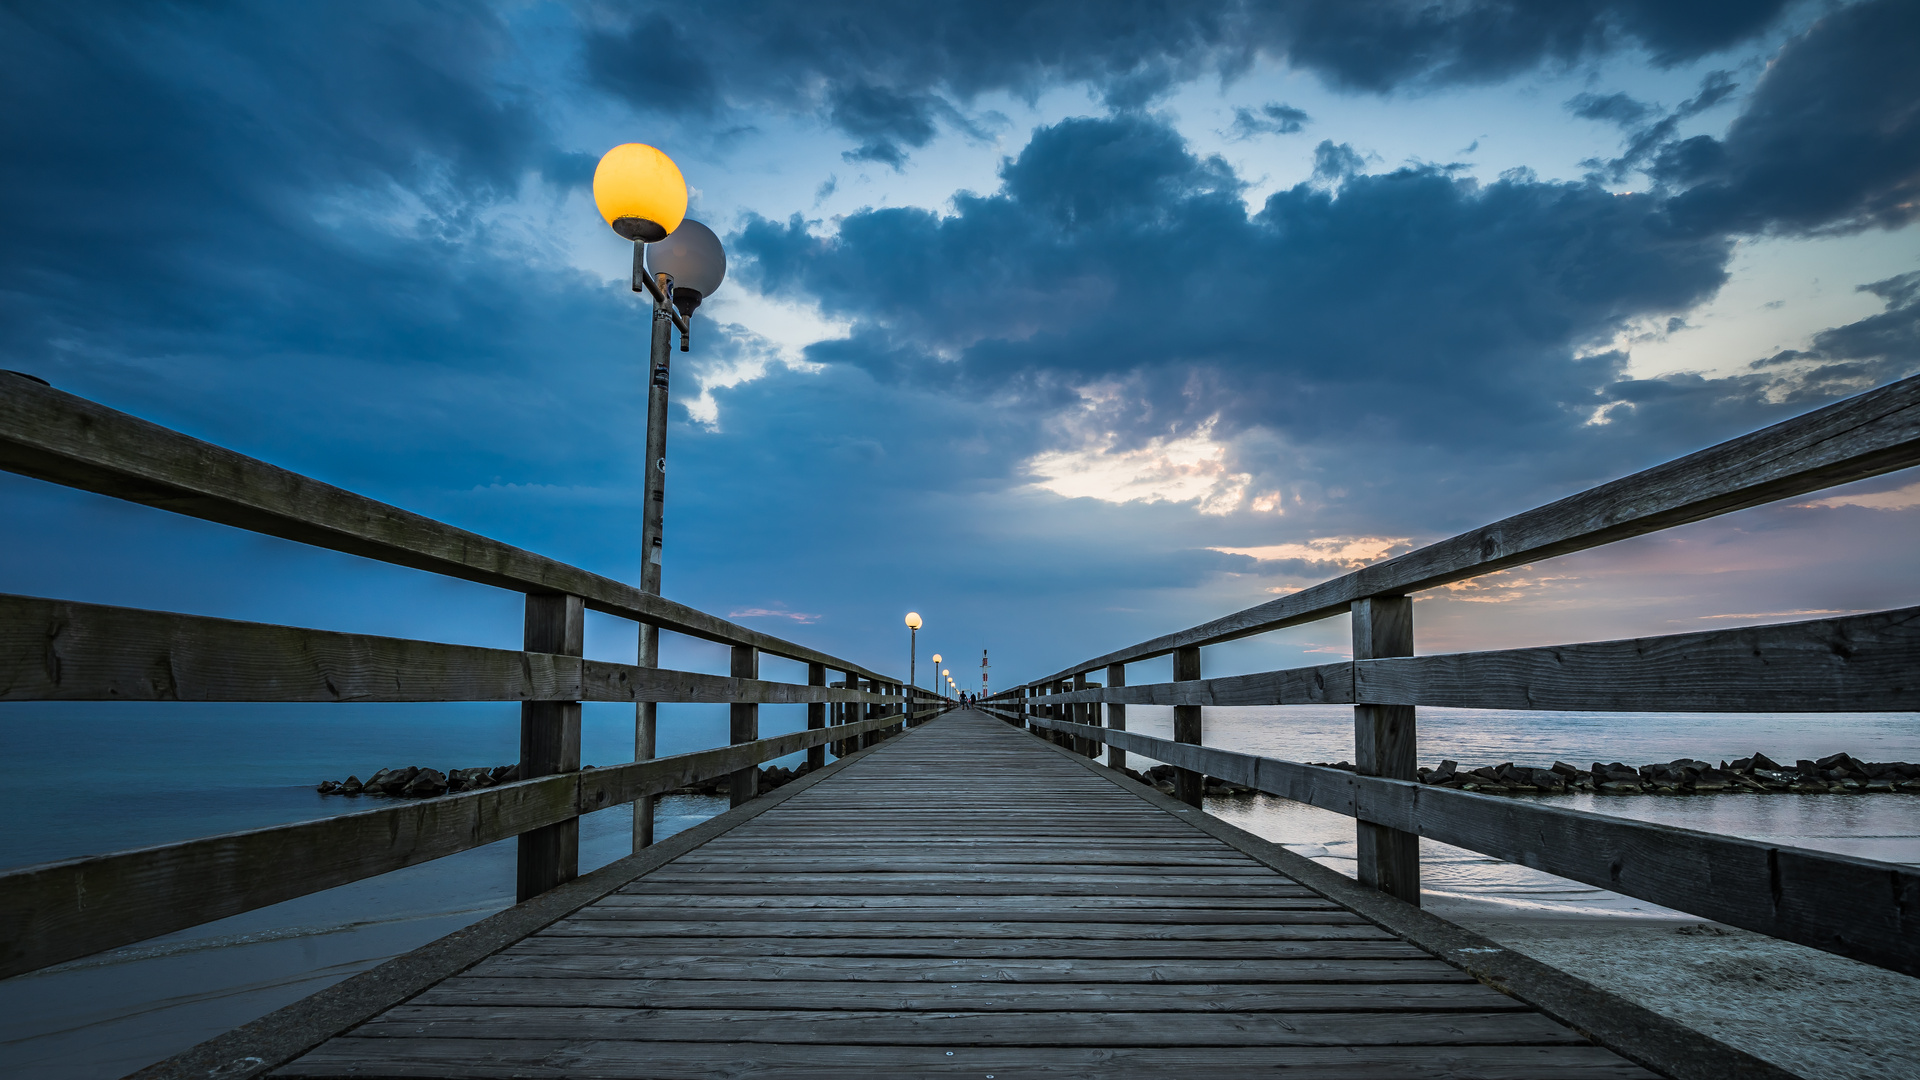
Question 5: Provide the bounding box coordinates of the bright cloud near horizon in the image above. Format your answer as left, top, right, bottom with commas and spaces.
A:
0, 0, 1916, 685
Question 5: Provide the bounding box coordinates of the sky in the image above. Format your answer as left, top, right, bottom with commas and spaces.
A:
1, 0, 1917, 696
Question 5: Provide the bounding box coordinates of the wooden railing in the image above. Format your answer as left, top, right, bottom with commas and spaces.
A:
0, 371, 946, 980
985, 373, 1920, 979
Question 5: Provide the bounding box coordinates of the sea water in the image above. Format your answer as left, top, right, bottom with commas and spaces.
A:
2, 702, 1917, 1076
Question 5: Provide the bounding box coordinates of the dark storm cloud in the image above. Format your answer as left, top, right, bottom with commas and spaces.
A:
583, 0, 1793, 164
737, 77, 1920, 528
1653, 0, 1920, 234
737, 112, 1738, 469
0, 0, 559, 384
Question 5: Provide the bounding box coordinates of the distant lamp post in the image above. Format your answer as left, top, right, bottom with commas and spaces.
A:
904, 612, 922, 705
592, 142, 727, 853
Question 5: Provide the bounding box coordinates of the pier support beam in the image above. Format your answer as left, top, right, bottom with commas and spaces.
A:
1353, 595, 1420, 905
518, 592, 583, 902
1072, 672, 1091, 757
1106, 662, 1127, 771
1173, 646, 1203, 807
729, 645, 758, 807
806, 663, 827, 770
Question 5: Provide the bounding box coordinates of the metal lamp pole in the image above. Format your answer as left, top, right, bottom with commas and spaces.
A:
632, 250, 679, 851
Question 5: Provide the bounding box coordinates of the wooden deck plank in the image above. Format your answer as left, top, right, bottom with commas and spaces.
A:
278, 1040, 1657, 1079
412, 978, 1524, 1011
346, 1006, 1589, 1045
489, 938, 1438, 960
462, 955, 1478, 982
275, 711, 1659, 1079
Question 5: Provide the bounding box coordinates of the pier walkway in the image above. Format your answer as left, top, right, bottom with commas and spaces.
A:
277, 711, 1652, 1079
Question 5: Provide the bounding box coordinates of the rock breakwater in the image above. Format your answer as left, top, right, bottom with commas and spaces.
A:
1122, 754, 1920, 797
1320, 751, 1920, 795
317, 762, 815, 798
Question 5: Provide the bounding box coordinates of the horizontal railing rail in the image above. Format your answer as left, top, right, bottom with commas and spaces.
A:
1014, 606, 1920, 713
1013, 713, 1920, 978
1, 595, 909, 705
0, 707, 934, 980
0, 372, 894, 681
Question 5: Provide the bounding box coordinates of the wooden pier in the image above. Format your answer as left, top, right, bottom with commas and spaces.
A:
6, 372, 1918, 1079
276, 710, 1655, 1079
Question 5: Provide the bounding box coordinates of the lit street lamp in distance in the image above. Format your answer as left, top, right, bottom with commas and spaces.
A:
905, 612, 922, 710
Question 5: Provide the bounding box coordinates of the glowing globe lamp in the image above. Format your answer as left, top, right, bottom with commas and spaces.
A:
646, 219, 727, 316
904, 612, 922, 630
593, 143, 687, 243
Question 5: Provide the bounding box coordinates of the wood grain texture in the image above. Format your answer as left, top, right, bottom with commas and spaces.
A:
1025, 714, 1920, 977
0, 373, 896, 681
1024, 372, 1920, 685
1357, 604, 1920, 711
1028, 662, 1354, 706
1352, 596, 1419, 905
0, 773, 577, 980
0, 594, 903, 705
0, 709, 923, 980
278, 1042, 1655, 1078
1020, 606, 1920, 713
517, 594, 583, 902
278, 711, 1645, 1079
130, 727, 907, 1080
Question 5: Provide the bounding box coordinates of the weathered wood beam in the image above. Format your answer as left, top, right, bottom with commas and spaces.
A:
0, 373, 895, 682
1027, 373, 1920, 685
1023, 606, 1920, 712
0, 706, 927, 980
1028, 662, 1353, 707
0, 595, 900, 705
1025, 715, 1920, 978
517, 593, 583, 902
1357, 605, 1920, 712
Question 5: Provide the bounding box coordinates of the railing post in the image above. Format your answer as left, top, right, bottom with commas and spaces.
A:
1353, 595, 1419, 905
518, 592, 583, 902
838, 670, 857, 756
1173, 645, 1203, 807
1071, 672, 1089, 755
862, 678, 879, 748
1106, 662, 1127, 771
807, 663, 827, 769
1051, 680, 1066, 747
729, 644, 759, 807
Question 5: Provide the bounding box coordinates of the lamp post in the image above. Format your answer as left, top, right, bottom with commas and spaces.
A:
592, 143, 727, 851
904, 612, 922, 711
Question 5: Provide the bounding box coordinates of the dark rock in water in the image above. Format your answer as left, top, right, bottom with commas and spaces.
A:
1431, 760, 1458, 782
493, 764, 521, 783
1550, 761, 1579, 777
317, 780, 339, 794
1750, 752, 1783, 770
402, 769, 447, 797
339, 776, 362, 795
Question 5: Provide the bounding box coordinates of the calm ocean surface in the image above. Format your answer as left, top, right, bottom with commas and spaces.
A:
2, 702, 1917, 1075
